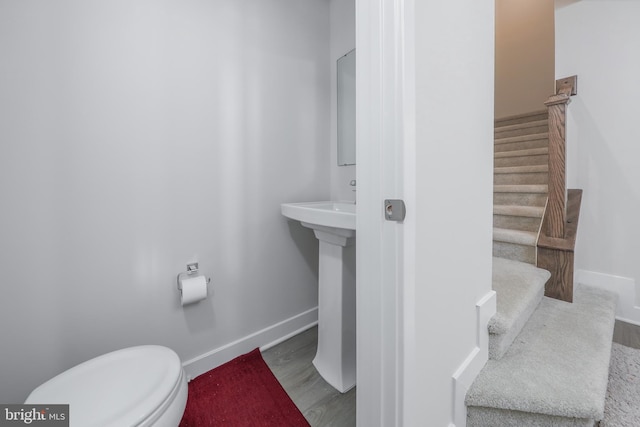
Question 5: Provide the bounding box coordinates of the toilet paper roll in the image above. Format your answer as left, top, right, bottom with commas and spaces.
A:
180, 275, 208, 306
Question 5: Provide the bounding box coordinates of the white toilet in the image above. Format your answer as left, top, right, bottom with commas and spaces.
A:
25, 345, 188, 427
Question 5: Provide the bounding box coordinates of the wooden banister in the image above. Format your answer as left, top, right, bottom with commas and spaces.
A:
544, 93, 570, 238
537, 76, 580, 302
537, 189, 582, 302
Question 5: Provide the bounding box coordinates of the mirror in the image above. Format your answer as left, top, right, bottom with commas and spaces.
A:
337, 49, 356, 166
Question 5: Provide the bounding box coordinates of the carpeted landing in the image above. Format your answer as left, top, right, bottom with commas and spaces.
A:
179, 348, 310, 427
604, 343, 640, 427
467, 257, 620, 427
467, 285, 617, 426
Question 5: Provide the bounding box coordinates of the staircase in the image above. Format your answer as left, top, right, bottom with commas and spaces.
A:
467, 102, 618, 425
493, 110, 549, 265
466, 257, 617, 426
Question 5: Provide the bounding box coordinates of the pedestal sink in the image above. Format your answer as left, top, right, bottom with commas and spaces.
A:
281, 201, 356, 393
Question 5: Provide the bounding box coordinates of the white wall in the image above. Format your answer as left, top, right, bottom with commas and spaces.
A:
330, 0, 356, 202
408, 0, 495, 425
0, 0, 329, 403
556, 1, 640, 323
495, 0, 555, 118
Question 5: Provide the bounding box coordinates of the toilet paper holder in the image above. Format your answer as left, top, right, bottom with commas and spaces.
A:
177, 262, 211, 293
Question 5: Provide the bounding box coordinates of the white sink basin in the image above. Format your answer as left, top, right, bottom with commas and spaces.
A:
281, 201, 356, 231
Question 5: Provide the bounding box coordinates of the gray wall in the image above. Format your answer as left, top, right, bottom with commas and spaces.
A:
329, 0, 356, 202
0, 0, 330, 402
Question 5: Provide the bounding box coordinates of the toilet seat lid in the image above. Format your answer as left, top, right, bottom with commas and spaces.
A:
25, 345, 183, 427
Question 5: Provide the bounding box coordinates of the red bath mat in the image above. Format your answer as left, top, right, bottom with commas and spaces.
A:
179, 348, 310, 426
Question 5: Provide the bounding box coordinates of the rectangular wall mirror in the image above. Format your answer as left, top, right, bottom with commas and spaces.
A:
337, 49, 356, 166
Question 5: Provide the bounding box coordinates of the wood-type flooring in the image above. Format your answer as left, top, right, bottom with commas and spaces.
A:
262, 326, 356, 427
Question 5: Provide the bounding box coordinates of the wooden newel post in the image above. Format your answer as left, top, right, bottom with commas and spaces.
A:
544, 93, 571, 239
538, 75, 579, 302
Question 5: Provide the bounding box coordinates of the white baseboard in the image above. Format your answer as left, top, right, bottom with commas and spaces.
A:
576, 269, 640, 325
451, 290, 497, 427
182, 307, 318, 381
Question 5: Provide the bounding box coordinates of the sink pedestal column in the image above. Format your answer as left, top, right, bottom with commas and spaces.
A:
304, 223, 356, 393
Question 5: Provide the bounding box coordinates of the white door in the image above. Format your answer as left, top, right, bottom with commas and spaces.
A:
356, 0, 495, 426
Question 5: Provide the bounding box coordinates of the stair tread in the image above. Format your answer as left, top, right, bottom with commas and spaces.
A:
494, 119, 549, 133
494, 165, 548, 174
494, 184, 548, 194
495, 110, 548, 126
495, 147, 548, 158
494, 205, 544, 218
488, 257, 549, 359
495, 132, 549, 145
490, 257, 547, 335
467, 285, 617, 420
493, 228, 537, 246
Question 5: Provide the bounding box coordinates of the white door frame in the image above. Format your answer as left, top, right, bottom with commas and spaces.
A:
356, 1, 414, 425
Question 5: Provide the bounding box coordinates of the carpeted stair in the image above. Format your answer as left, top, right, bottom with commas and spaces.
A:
466, 257, 618, 426
488, 257, 550, 360
493, 111, 549, 265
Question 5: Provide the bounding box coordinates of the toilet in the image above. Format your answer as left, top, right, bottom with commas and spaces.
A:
25, 345, 188, 427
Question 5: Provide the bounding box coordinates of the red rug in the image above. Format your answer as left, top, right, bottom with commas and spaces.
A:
179, 348, 310, 426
